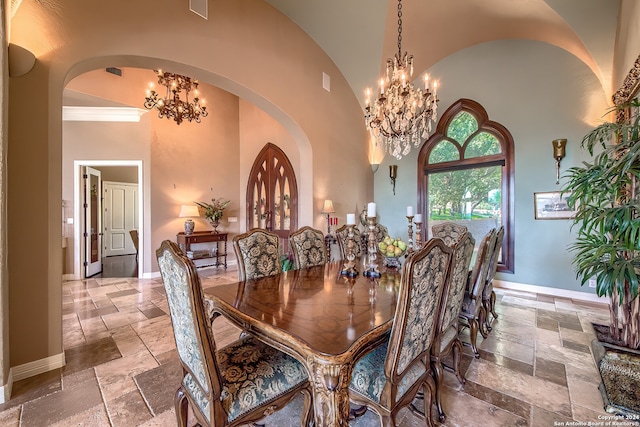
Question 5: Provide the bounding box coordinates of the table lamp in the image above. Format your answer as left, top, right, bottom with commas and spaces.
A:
321, 199, 335, 234
178, 204, 200, 235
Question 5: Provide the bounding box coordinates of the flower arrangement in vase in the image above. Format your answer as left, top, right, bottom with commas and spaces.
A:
195, 198, 230, 233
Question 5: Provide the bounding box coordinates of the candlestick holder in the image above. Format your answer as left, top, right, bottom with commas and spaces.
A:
363, 216, 381, 278
406, 215, 414, 254
341, 224, 359, 277
414, 218, 423, 250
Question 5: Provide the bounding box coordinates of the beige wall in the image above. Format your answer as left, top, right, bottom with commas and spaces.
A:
7, 0, 369, 366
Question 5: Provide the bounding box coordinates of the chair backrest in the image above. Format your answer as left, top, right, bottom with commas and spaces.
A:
156, 240, 221, 418
289, 226, 327, 269
436, 232, 476, 339
129, 229, 139, 252
467, 228, 496, 298
431, 222, 468, 247
384, 238, 453, 382
373, 223, 389, 243
233, 228, 282, 281
485, 225, 505, 285
336, 224, 362, 259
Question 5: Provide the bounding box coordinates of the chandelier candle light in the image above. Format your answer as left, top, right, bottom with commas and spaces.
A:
364, 0, 440, 160
144, 70, 208, 125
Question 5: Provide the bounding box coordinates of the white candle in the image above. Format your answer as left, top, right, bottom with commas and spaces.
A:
367, 202, 377, 218
414, 214, 422, 223
407, 206, 414, 217
346, 214, 355, 225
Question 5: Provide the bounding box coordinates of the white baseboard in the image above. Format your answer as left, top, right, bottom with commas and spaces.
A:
11, 351, 66, 383
494, 279, 607, 304
0, 369, 13, 404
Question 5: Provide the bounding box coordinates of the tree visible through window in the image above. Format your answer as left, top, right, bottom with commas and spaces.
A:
417, 99, 514, 273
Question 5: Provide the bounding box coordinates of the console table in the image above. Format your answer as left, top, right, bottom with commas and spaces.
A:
176, 231, 227, 269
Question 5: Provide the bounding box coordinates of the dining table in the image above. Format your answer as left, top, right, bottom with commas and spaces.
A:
203, 257, 402, 427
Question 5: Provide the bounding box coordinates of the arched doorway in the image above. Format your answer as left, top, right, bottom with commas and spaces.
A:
246, 143, 298, 253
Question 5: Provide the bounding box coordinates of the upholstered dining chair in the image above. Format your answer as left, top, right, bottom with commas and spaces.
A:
289, 226, 327, 269
336, 224, 363, 259
459, 228, 496, 358
155, 240, 313, 427
430, 232, 475, 423
483, 226, 504, 331
431, 222, 468, 247
129, 229, 139, 261
232, 228, 282, 281
349, 238, 453, 427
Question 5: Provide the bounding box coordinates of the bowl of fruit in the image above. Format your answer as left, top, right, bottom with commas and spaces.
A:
378, 236, 407, 268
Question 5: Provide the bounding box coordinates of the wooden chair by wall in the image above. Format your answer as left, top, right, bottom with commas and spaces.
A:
459, 228, 496, 358
431, 232, 475, 422
232, 228, 281, 281
348, 239, 453, 427
155, 240, 313, 427
483, 226, 504, 331
289, 226, 326, 269
129, 229, 139, 261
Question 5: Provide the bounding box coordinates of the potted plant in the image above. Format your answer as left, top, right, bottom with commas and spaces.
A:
562, 98, 640, 416
195, 198, 230, 233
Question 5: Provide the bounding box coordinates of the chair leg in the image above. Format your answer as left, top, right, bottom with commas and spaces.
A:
432, 359, 446, 423
423, 375, 437, 427
468, 318, 481, 358
300, 387, 313, 427
479, 307, 489, 339
175, 387, 188, 427
490, 290, 498, 320
451, 339, 466, 385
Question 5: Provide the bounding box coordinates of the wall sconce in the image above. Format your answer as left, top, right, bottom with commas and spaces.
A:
178, 204, 200, 235
389, 165, 398, 195
321, 199, 335, 234
552, 139, 567, 184
371, 163, 380, 173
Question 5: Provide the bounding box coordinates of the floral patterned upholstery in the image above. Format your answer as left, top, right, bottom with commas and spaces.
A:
431, 232, 475, 422
289, 226, 327, 269
233, 229, 282, 281
459, 229, 496, 357
483, 226, 504, 330
431, 222, 469, 247
336, 224, 363, 259
156, 240, 313, 427
348, 239, 452, 426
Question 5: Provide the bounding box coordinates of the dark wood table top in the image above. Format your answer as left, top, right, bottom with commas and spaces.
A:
203, 259, 401, 357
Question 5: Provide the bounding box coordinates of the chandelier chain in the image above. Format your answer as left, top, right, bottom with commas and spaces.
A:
397, 0, 403, 58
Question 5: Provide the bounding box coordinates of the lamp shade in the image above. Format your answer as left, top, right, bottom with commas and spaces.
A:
178, 205, 200, 218
321, 199, 335, 213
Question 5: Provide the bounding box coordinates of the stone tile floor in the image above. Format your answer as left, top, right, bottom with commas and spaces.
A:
0, 265, 625, 426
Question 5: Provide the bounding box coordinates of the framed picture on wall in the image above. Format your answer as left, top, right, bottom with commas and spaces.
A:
534, 191, 576, 220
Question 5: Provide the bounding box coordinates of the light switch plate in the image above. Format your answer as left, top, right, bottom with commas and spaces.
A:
228, 217, 238, 223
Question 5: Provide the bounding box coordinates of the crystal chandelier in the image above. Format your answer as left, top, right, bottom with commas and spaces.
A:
364, 0, 439, 160
144, 70, 208, 125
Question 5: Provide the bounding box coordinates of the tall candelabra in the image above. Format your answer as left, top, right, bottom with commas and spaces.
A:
341, 224, 359, 277
406, 215, 414, 254
363, 216, 381, 278
414, 216, 423, 250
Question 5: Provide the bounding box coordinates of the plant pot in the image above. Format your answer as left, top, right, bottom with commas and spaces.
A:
591, 323, 640, 418
208, 219, 220, 234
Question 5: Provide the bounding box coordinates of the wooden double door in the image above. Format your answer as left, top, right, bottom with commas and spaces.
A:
246, 143, 298, 253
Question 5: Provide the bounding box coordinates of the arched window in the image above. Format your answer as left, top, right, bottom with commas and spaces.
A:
417, 99, 514, 273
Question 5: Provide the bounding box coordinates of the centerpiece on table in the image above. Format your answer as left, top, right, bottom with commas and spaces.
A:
195, 198, 230, 234
378, 236, 407, 268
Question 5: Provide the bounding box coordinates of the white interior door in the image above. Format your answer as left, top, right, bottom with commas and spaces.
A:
103, 181, 138, 256
84, 167, 102, 277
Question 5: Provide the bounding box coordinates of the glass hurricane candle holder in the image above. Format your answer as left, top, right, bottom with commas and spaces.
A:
363, 216, 381, 278
341, 224, 359, 277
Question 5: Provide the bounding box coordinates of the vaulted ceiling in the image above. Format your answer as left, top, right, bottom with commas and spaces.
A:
265, 0, 619, 101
